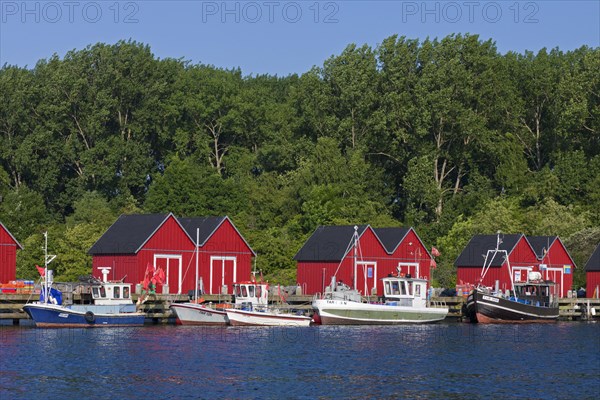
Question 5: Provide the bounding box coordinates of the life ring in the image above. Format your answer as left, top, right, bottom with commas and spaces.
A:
84, 311, 95, 324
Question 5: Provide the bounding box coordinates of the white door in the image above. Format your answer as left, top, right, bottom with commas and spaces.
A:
209, 256, 237, 294
154, 254, 182, 294
357, 261, 377, 295
545, 268, 563, 297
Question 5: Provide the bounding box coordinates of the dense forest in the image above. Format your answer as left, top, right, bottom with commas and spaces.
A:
1, 35, 599, 288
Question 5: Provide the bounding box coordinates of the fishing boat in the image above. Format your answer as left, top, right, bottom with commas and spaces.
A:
464, 234, 559, 323
22, 233, 145, 328
313, 274, 448, 325
170, 228, 230, 325
312, 226, 448, 325
170, 302, 229, 326
225, 281, 312, 327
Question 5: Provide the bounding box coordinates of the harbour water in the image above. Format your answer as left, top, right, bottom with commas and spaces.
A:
1, 322, 599, 399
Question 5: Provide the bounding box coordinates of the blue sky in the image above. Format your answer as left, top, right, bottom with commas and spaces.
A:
1, 1, 599, 76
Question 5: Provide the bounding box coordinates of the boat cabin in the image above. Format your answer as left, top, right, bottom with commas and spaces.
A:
382, 276, 428, 308
233, 282, 269, 309
511, 272, 559, 308
91, 283, 133, 305
91, 267, 134, 306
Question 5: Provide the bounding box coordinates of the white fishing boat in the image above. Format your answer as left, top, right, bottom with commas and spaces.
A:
225, 308, 312, 326
225, 281, 312, 327
170, 302, 229, 326
312, 226, 448, 325
170, 228, 230, 325
313, 275, 448, 325
23, 233, 145, 328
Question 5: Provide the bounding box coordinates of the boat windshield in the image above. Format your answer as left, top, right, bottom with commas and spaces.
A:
114, 286, 121, 298
123, 286, 129, 299
248, 285, 255, 297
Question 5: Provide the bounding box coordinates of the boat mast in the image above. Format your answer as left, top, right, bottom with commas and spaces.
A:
479, 234, 504, 286
506, 247, 517, 299
353, 226, 358, 291
194, 228, 199, 301
44, 231, 48, 304
42, 231, 56, 304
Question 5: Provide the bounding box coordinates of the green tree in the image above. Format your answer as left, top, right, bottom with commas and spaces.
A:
0, 187, 50, 240
54, 223, 106, 281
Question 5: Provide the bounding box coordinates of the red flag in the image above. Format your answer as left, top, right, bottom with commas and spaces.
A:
158, 268, 165, 285
431, 247, 441, 257
36, 265, 45, 277
152, 267, 165, 285
145, 263, 154, 277
429, 258, 437, 269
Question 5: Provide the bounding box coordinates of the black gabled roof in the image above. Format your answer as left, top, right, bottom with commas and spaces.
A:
88, 213, 170, 255
178, 216, 226, 246
527, 236, 558, 259
455, 234, 524, 267
293, 225, 369, 261
372, 227, 411, 253
585, 244, 600, 271
89, 214, 255, 256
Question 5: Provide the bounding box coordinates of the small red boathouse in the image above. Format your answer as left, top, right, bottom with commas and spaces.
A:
455, 234, 539, 292
295, 225, 432, 296
0, 222, 22, 283
88, 213, 255, 295
585, 244, 600, 298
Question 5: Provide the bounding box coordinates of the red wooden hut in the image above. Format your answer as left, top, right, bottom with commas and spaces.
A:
294, 225, 432, 296
455, 234, 539, 293
0, 222, 22, 283
585, 244, 600, 298
527, 236, 575, 297
88, 213, 255, 295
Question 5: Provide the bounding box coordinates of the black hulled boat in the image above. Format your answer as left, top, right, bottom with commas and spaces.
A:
464, 235, 559, 324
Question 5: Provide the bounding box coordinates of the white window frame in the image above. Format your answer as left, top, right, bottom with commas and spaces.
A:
398, 262, 420, 278
512, 266, 532, 283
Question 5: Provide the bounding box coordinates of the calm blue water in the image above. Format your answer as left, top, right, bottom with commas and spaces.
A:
1, 322, 599, 399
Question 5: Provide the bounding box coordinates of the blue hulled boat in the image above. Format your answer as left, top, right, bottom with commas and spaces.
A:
23, 233, 145, 328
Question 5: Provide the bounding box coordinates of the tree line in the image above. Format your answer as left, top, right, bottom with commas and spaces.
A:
1, 35, 599, 288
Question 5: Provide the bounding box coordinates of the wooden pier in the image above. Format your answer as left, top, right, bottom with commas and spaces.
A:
2, 293, 599, 325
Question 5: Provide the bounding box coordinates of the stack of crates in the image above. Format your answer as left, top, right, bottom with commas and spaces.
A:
0, 280, 36, 294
